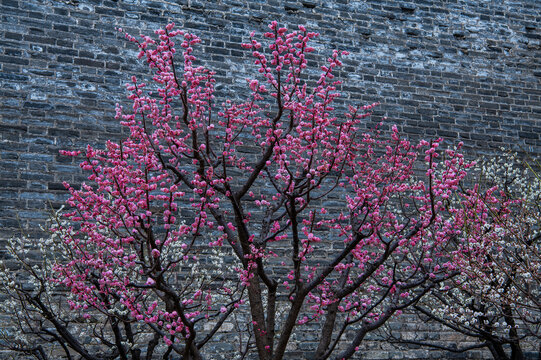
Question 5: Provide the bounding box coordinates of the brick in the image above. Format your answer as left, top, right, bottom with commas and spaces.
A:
73, 57, 104, 68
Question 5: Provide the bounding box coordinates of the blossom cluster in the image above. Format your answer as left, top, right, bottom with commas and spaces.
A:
415, 152, 540, 358
0, 22, 487, 360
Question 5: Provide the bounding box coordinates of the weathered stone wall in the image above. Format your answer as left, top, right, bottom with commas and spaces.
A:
1, 0, 540, 358
2, 0, 540, 239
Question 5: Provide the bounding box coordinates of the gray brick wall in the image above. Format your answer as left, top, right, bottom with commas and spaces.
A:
2, 0, 540, 236
0, 0, 540, 358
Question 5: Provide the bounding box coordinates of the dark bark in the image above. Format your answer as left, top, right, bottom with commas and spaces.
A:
314, 256, 352, 358
272, 294, 306, 360
28, 295, 99, 360
111, 318, 128, 360
146, 333, 161, 360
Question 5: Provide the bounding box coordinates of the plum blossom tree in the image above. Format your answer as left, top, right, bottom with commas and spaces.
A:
0, 22, 474, 360
398, 153, 540, 360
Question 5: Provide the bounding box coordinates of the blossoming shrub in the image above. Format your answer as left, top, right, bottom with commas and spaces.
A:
411, 153, 540, 360
0, 22, 475, 360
